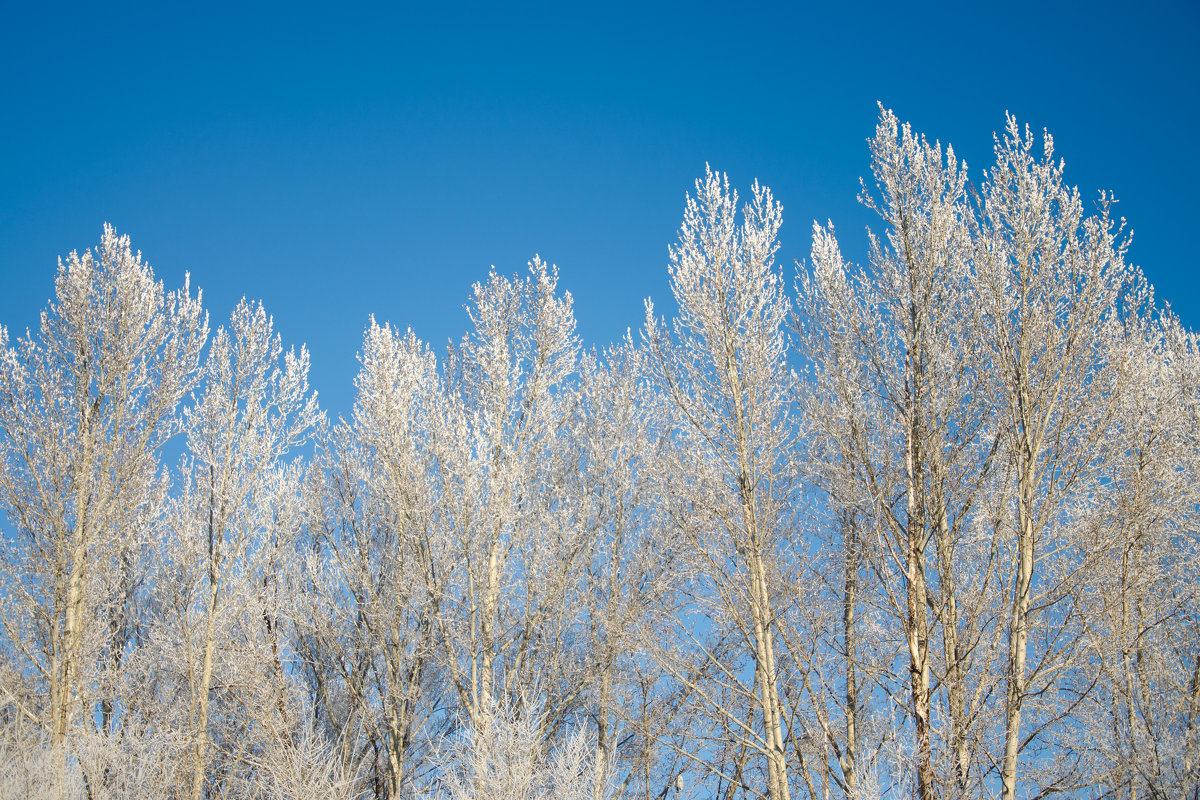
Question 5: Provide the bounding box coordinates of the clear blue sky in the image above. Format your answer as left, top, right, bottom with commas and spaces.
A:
2, 1, 1197, 418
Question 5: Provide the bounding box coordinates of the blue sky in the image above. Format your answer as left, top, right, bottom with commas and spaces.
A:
2, 1, 1197, 417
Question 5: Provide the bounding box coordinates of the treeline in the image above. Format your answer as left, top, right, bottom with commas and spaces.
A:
1, 110, 1197, 800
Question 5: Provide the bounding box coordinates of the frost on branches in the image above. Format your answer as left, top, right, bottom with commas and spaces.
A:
1, 114, 1198, 800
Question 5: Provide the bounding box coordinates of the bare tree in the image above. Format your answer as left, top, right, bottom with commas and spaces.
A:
572, 340, 685, 800
299, 321, 450, 798
1075, 309, 1200, 798
435, 697, 613, 800
0, 226, 207, 794
1, 113, 1197, 800
157, 298, 320, 800
433, 258, 587, 743
798, 110, 1005, 799
973, 116, 1143, 799
643, 168, 796, 800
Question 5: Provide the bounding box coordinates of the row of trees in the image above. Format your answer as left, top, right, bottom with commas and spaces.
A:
1, 110, 1197, 800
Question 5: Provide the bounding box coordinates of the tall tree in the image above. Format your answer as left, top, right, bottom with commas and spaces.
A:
160, 298, 320, 800
799, 110, 1003, 798
974, 116, 1142, 799
572, 341, 681, 800
1076, 309, 1200, 798
0, 226, 207, 786
299, 320, 450, 799
644, 168, 796, 800
434, 258, 586, 743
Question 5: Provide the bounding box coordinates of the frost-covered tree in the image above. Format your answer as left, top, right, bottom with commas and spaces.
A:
300, 260, 590, 800
1074, 309, 1200, 798
1, 111, 1198, 800
571, 341, 683, 800
798, 110, 1004, 799
299, 320, 450, 799
154, 298, 320, 800
0, 226, 207, 791
973, 117, 1145, 800
435, 259, 586, 740
644, 168, 797, 800
435, 698, 613, 800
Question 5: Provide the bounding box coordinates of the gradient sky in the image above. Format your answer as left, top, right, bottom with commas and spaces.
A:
2, 1, 1197, 418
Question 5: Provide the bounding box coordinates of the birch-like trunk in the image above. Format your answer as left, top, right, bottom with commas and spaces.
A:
905, 513, 933, 800
742, 480, 790, 800
383, 646, 415, 800
904, 334, 934, 800
51, 413, 95, 800
189, 577, 220, 800
935, 504, 971, 795
1001, 453, 1036, 800
190, 487, 224, 800
52, 412, 94, 753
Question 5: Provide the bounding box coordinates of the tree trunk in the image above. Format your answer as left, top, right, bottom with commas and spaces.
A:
904, 370, 934, 800
744, 486, 790, 800
189, 545, 222, 800
935, 500, 971, 795
1001, 460, 1036, 800
842, 514, 859, 799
